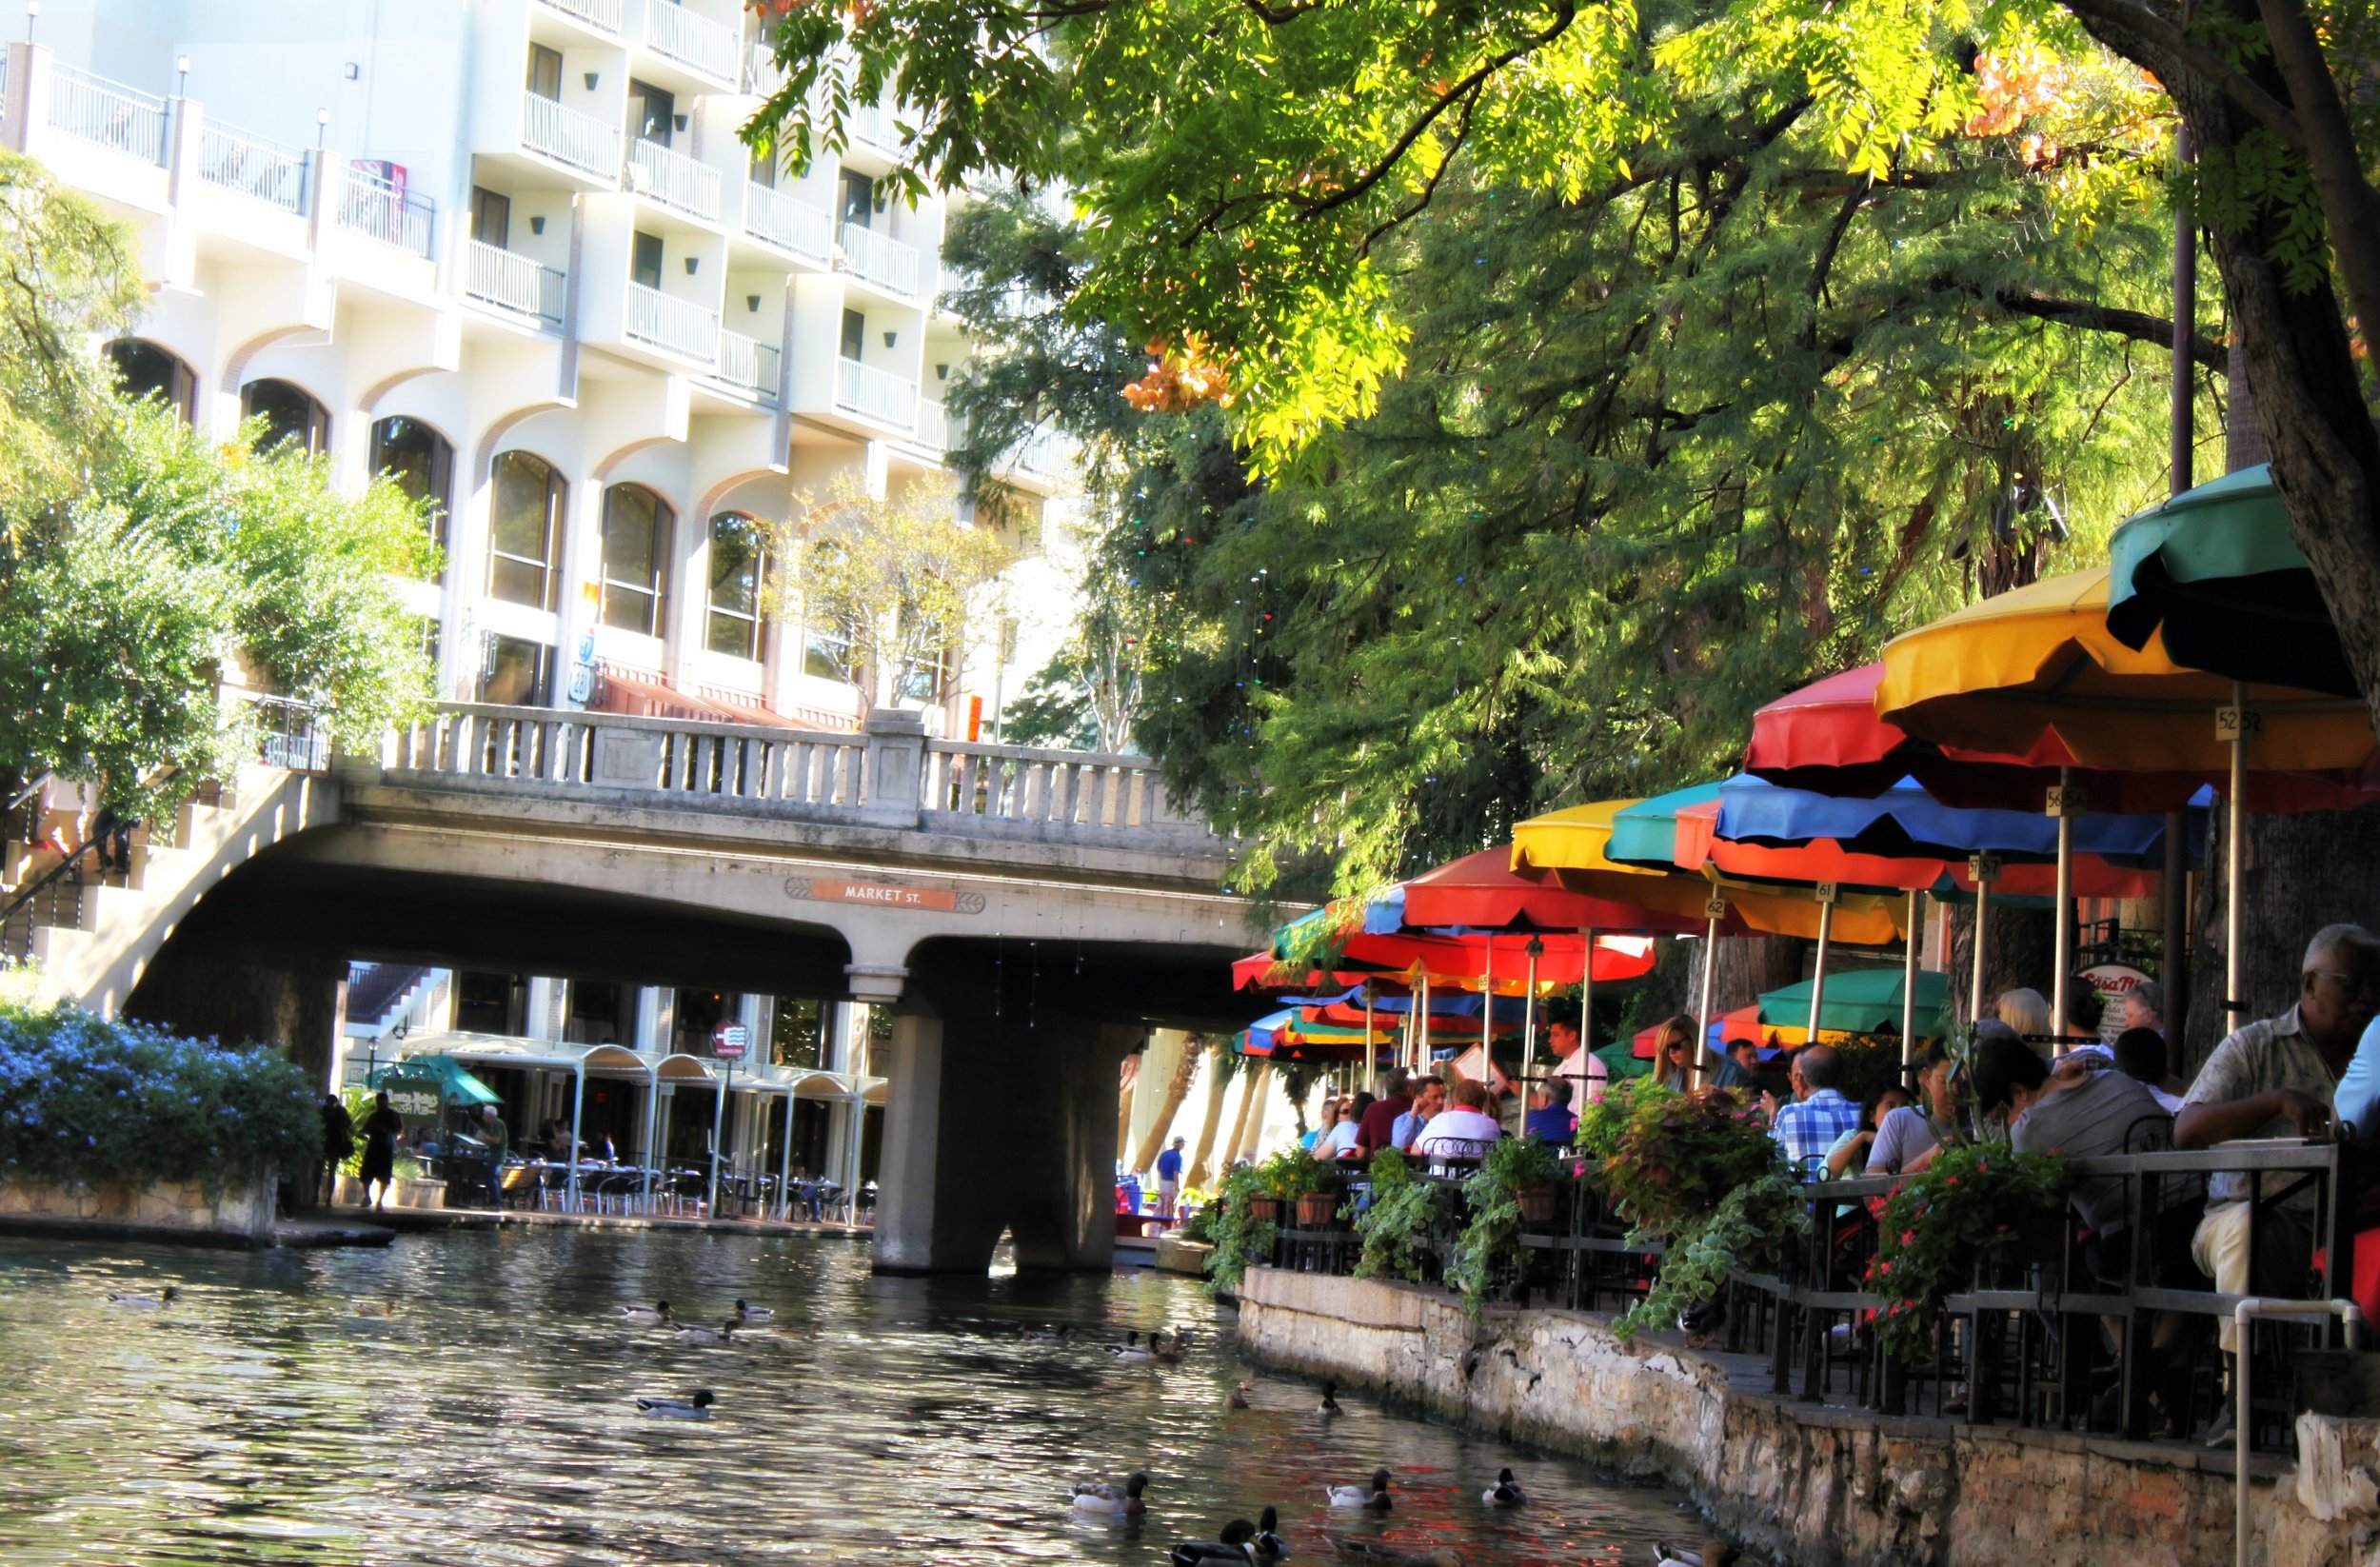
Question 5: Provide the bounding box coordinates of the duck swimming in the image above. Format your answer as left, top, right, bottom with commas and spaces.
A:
1480, 1467, 1524, 1505
1324, 1469, 1392, 1510
731, 1299, 774, 1320
107, 1286, 176, 1310
674, 1320, 737, 1345
1316, 1381, 1342, 1417
621, 1300, 672, 1323
1107, 1330, 1155, 1364
1250, 1504, 1289, 1559
1226, 1379, 1255, 1411
1170, 1519, 1257, 1565
634, 1389, 714, 1418
1068, 1471, 1148, 1517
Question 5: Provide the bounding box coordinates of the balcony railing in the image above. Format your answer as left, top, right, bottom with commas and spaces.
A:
834, 355, 916, 429
915, 400, 950, 451
743, 182, 832, 263
625, 281, 719, 364
836, 222, 921, 297
1013, 426, 1069, 478
521, 90, 622, 180
626, 138, 721, 223
715, 328, 781, 398
49, 65, 167, 165
197, 120, 308, 212
336, 165, 435, 259
537, 0, 623, 30
744, 41, 777, 95
645, 0, 740, 83
466, 241, 567, 327
847, 100, 904, 156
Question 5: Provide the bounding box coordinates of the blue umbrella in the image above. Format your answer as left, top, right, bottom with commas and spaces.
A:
1714, 774, 2205, 863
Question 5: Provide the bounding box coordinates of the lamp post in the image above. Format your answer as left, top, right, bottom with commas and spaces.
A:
25, 1, 37, 47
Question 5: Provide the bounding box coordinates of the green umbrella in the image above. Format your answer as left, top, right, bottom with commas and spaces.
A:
370, 1054, 502, 1107
2104, 464, 2354, 697
1755, 968, 1950, 1037
1591, 1040, 1652, 1081
1605, 781, 1727, 870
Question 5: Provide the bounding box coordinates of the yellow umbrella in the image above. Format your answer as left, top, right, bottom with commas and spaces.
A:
1877, 566, 2376, 1031
1514, 799, 1909, 1082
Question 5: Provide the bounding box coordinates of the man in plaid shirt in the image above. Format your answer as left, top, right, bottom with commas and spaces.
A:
1769, 1045, 1862, 1175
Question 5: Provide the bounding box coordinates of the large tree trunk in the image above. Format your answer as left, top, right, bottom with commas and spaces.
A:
1129, 1041, 1202, 1174
1183, 1042, 1233, 1187
1116, 1053, 1140, 1160
1220, 1062, 1270, 1167
1944, 900, 2057, 1024
1682, 935, 1809, 1021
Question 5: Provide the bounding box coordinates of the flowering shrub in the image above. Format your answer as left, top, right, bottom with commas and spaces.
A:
1865, 1141, 2070, 1361
0, 1003, 316, 1190
1600, 1082, 1782, 1234
1350, 1148, 1442, 1284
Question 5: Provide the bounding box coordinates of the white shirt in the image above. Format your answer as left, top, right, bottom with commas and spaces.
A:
1414, 1108, 1504, 1160
1324, 1120, 1361, 1157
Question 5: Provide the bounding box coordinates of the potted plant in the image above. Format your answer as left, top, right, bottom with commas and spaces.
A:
1350, 1148, 1444, 1283
1255, 1142, 1329, 1225
1204, 1163, 1278, 1295
1865, 1141, 2070, 1362
1447, 1134, 1565, 1318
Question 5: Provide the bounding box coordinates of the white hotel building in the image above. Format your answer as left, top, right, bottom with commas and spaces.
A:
4, 0, 1078, 1201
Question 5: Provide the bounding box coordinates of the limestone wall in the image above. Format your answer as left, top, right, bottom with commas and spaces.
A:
1236, 1267, 2282, 1567
0, 1175, 277, 1245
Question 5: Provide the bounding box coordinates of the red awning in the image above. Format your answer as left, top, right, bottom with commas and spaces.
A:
589, 666, 838, 731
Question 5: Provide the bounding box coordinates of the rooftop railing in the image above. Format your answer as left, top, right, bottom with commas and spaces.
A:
334, 163, 435, 258
49, 64, 167, 165
197, 119, 309, 212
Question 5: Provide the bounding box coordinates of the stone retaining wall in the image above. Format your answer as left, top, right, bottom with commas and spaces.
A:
1235, 1266, 2288, 1567
0, 1174, 276, 1245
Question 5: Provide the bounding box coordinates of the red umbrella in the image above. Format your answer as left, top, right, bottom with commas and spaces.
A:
1399, 848, 1711, 935
1745, 662, 2373, 812
1669, 803, 2159, 898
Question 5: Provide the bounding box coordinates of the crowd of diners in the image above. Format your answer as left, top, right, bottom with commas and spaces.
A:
1283, 922, 2380, 1439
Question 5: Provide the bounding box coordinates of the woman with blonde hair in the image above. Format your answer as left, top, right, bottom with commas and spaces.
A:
1995, 987, 2053, 1041
1650, 1014, 1701, 1091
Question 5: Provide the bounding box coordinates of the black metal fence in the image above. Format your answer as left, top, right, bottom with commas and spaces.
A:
1266, 1141, 2367, 1455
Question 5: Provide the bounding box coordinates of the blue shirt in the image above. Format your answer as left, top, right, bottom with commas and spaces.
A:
1156, 1147, 1183, 1180
1772, 1088, 1863, 1175
1524, 1107, 1577, 1144
2335, 1013, 2380, 1136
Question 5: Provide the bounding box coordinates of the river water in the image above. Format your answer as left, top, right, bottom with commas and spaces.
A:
0, 1230, 1692, 1566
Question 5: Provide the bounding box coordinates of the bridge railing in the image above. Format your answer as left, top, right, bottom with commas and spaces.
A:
369, 704, 1224, 850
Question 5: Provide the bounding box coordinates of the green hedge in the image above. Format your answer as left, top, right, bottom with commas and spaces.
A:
0, 1003, 316, 1189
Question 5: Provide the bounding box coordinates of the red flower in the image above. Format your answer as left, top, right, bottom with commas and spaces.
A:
1876, 1260, 1893, 1275
1900, 1230, 1916, 1246
1945, 1177, 1959, 1186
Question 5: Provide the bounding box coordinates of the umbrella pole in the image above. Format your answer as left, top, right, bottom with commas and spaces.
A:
567, 1059, 585, 1213
1578, 927, 1596, 1057
779, 1085, 795, 1222
1969, 855, 2000, 1024
1902, 889, 1922, 1071
1522, 940, 1540, 1086
1696, 899, 1724, 1090
1806, 886, 1837, 1043
2227, 683, 2251, 1034
1363, 985, 1377, 1095
2051, 769, 2079, 1054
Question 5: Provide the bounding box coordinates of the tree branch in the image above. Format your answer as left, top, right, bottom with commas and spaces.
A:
2059, 0, 2307, 149
2253, 0, 2380, 375
1990, 288, 2227, 367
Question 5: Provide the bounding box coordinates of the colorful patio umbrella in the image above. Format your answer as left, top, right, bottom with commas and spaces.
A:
2105, 464, 2354, 697
1879, 566, 2377, 1031
1755, 968, 1951, 1038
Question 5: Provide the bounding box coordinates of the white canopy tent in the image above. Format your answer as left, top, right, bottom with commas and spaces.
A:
394, 1033, 656, 1203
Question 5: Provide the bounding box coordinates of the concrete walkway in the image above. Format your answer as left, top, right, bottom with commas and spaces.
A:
315, 1202, 874, 1240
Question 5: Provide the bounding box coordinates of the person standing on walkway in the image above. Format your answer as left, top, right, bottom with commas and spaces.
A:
359, 1092, 404, 1210
480, 1104, 510, 1208
319, 1093, 354, 1206
1155, 1136, 1185, 1220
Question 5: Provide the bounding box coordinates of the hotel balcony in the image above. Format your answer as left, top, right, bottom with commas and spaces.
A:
638, 0, 741, 89
196, 119, 309, 213
625, 279, 720, 366
626, 136, 721, 225
333, 165, 435, 260
836, 221, 922, 300
534, 0, 625, 34
712, 327, 783, 400
914, 398, 950, 453
465, 239, 567, 328
742, 181, 833, 266
834, 354, 917, 431
520, 89, 623, 183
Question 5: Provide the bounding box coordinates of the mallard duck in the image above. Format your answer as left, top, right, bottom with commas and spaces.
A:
107, 1286, 176, 1310
1025, 1324, 1074, 1342
1317, 1380, 1343, 1417
1251, 1504, 1289, 1559
1069, 1470, 1148, 1517
1325, 1469, 1392, 1510
674, 1320, 737, 1345
348, 1301, 393, 1319
621, 1300, 672, 1324
1107, 1330, 1155, 1364
1326, 1540, 1461, 1567
1480, 1468, 1524, 1506
635, 1389, 714, 1418
1170, 1519, 1257, 1565
731, 1299, 774, 1320
1150, 1330, 1187, 1364
1226, 1379, 1255, 1411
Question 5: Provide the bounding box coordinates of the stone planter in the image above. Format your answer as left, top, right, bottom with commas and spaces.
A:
0, 1173, 276, 1244
1295, 1191, 1340, 1230
393, 1178, 446, 1210
1517, 1181, 1560, 1225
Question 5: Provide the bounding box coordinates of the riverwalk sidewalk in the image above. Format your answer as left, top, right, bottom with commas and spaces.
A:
314, 1202, 873, 1242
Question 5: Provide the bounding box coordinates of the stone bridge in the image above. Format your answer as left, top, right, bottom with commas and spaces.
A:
30, 703, 1261, 1275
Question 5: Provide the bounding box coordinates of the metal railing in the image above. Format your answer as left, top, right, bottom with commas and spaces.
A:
49, 65, 168, 165
744, 40, 778, 94
915, 400, 950, 451
538, 0, 623, 30
466, 240, 567, 327
833, 355, 916, 428
197, 120, 309, 212
836, 221, 922, 296
521, 90, 622, 179
644, 0, 740, 82
744, 181, 832, 262
847, 100, 904, 155
714, 328, 781, 398
1266, 1138, 2364, 1457
625, 282, 720, 364
247, 694, 330, 772
626, 137, 721, 222
335, 165, 435, 258
1011, 426, 1069, 478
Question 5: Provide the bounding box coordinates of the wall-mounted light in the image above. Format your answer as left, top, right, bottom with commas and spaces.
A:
176, 54, 190, 96
343, 61, 360, 81
934, 362, 949, 381
584, 70, 600, 91
673, 112, 688, 133
315, 106, 330, 149
684, 255, 699, 275
882, 329, 897, 348
529, 214, 545, 235
746, 293, 761, 313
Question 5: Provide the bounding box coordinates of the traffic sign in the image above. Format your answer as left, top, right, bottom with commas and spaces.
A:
712, 1022, 750, 1060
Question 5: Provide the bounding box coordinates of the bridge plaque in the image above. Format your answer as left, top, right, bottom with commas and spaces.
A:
784, 877, 986, 915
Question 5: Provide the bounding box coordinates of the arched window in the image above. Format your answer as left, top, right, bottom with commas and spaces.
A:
598, 484, 671, 636
705, 513, 765, 660
240, 377, 330, 456
488, 451, 565, 608
369, 416, 455, 552
105, 338, 195, 423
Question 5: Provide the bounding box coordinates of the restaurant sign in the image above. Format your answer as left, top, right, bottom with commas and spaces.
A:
378, 1081, 443, 1119
783, 877, 986, 915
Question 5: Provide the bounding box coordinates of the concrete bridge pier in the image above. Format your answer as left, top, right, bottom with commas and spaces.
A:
873, 951, 1144, 1276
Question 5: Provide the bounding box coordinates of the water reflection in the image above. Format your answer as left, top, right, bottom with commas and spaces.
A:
0, 1233, 1691, 1565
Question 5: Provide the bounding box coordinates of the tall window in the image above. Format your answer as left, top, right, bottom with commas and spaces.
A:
839, 307, 864, 362
598, 484, 670, 635
897, 644, 946, 704
241, 378, 329, 456
488, 450, 565, 608
630, 79, 674, 146
526, 44, 562, 100
631, 230, 664, 290
471, 187, 510, 248
706, 513, 764, 660
369, 416, 454, 552
841, 170, 874, 228
105, 339, 194, 423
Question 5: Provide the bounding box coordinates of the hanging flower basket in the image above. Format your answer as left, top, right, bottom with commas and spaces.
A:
1247, 1194, 1284, 1224
1516, 1180, 1560, 1225
1296, 1191, 1340, 1229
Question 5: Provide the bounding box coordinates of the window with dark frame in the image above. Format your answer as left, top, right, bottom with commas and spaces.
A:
487, 450, 565, 608
598, 484, 671, 636
705, 513, 764, 660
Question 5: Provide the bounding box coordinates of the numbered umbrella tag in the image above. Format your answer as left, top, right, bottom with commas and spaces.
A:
2045, 784, 2088, 818
2217, 705, 2265, 744
1969, 852, 2003, 883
